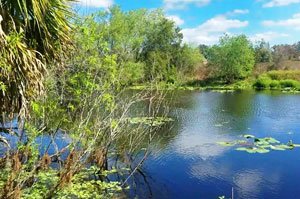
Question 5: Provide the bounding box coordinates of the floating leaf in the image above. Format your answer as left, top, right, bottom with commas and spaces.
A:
220, 136, 300, 154
270, 145, 286, 151
236, 140, 249, 145
274, 144, 294, 150
256, 148, 270, 153
258, 144, 272, 149
243, 134, 255, 139
217, 141, 236, 147
263, 137, 280, 144
236, 147, 249, 151
255, 139, 270, 146
236, 147, 270, 153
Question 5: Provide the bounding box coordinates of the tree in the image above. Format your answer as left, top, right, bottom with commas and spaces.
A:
295, 42, 300, 52
254, 39, 273, 63
199, 44, 210, 59
0, 0, 73, 116
272, 44, 299, 63
177, 44, 204, 75
140, 11, 183, 81
208, 34, 255, 83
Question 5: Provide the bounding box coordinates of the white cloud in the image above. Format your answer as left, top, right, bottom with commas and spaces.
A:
163, 0, 211, 10
75, 0, 113, 8
262, 13, 300, 30
181, 15, 248, 45
262, 0, 300, 7
250, 31, 289, 42
166, 15, 185, 25
226, 9, 249, 16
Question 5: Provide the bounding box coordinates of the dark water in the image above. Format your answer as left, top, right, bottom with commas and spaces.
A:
134, 90, 300, 199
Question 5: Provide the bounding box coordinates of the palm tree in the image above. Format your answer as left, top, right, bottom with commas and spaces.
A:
0, 0, 73, 117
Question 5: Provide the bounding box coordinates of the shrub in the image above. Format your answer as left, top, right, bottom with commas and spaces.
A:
253, 77, 271, 89
267, 70, 300, 81
279, 79, 300, 89
269, 80, 280, 89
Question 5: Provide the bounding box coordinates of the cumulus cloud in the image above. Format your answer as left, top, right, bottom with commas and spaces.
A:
181, 15, 248, 45
262, 0, 300, 7
163, 0, 211, 10
75, 0, 113, 8
262, 13, 300, 30
166, 15, 185, 25
250, 31, 289, 42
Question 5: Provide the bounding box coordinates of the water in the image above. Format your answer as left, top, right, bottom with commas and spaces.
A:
133, 90, 300, 199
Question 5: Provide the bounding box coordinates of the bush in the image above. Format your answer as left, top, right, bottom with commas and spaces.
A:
269, 80, 280, 89
267, 70, 300, 81
279, 79, 300, 89
253, 77, 271, 89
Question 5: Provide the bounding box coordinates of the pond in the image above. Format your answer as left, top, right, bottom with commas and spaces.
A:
130, 90, 300, 199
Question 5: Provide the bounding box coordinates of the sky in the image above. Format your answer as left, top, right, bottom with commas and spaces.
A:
73, 0, 300, 46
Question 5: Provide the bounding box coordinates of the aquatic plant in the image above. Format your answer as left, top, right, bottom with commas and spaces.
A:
217, 135, 300, 154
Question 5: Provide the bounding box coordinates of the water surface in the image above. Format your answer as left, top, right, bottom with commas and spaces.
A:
132, 90, 300, 199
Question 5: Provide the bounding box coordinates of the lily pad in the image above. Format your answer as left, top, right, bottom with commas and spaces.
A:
236, 147, 270, 153
243, 134, 255, 139
256, 148, 270, 153
263, 137, 280, 144
270, 145, 286, 151
217, 141, 236, 147
274, 144, 294, 150
219, 136, 300, 154
236, 147, 249, 151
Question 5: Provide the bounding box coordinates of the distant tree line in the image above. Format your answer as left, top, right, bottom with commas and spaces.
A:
199, 35, 300, 83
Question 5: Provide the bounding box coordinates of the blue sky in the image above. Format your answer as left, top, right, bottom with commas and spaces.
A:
74, 0, 300, 45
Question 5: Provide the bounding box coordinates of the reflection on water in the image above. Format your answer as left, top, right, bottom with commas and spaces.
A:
132, 90, 300, 199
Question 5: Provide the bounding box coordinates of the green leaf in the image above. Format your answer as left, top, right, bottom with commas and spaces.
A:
217, 141, 236, 147
270, 145, 286, 151
243, 134, 255, 139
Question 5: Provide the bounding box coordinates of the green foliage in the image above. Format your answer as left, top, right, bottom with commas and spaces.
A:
0, 0, 73, 116
120, 62, 145, 85
177, 44, 204, 76
20, 167, 123, 198
279, 79, 300, 89
208, 34, 255, 83
253, 76, 272, 89
266, 70, 300, 81
269, 80, 280, 89
73, 6, 203, 86
253, 71, 300, 90
141, 14, 184, 81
